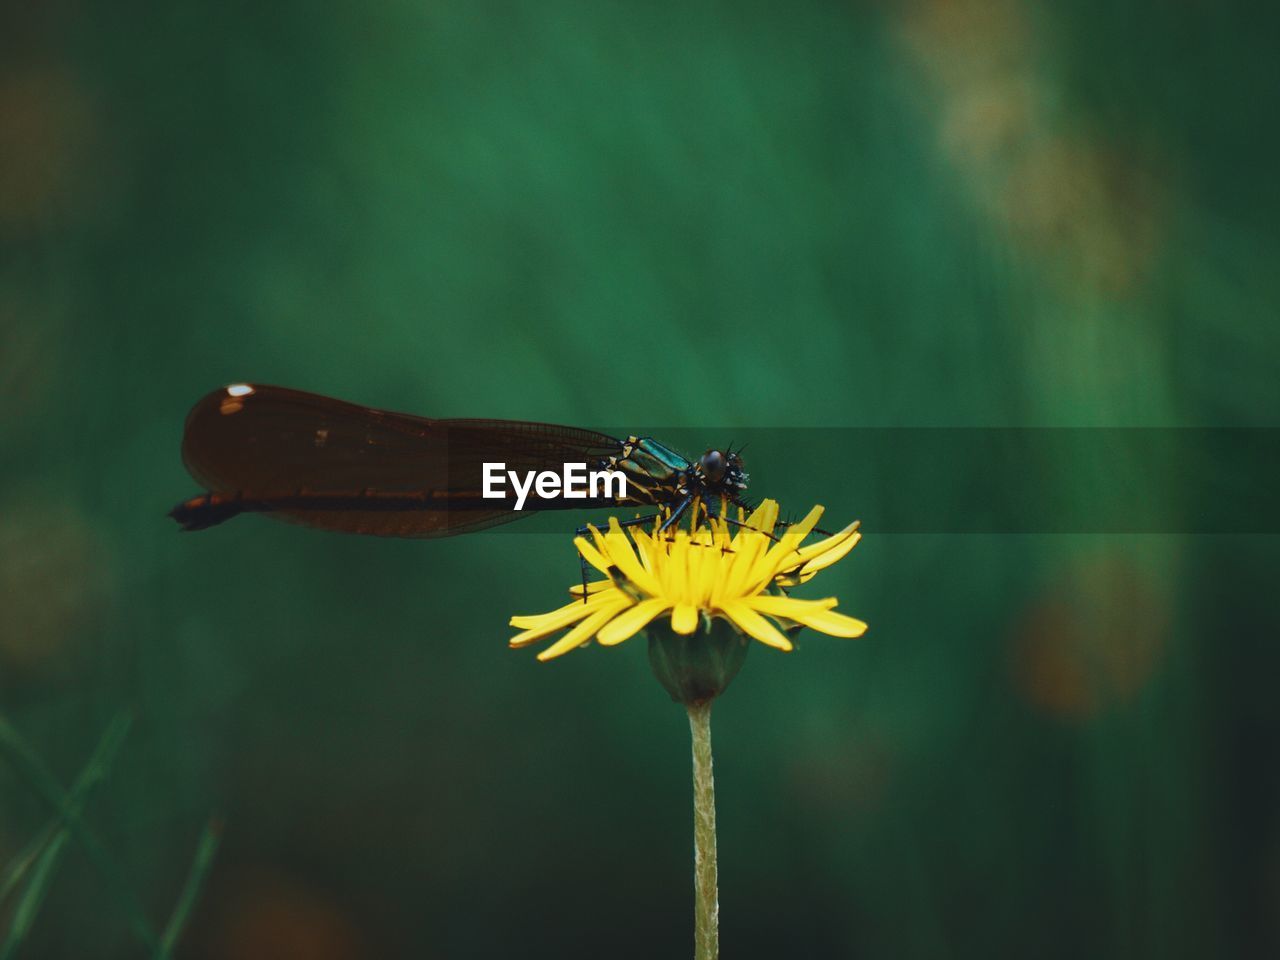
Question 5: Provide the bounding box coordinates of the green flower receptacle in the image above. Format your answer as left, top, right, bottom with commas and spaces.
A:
646, 616, 750, 706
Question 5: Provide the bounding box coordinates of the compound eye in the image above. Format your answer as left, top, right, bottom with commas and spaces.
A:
702, 450, 726, 482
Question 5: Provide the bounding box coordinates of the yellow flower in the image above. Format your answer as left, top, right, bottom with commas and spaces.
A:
509, 499, 867, 662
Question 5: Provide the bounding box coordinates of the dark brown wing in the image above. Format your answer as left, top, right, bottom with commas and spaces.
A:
173, 384, 622, 538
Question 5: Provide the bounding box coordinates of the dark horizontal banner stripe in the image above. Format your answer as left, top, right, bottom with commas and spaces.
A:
483, 428, 1279, 535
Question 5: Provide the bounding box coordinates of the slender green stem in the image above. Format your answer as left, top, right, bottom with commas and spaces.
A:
687, 701, 718, 960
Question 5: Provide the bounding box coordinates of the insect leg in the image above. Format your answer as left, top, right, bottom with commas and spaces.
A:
657, 494, 694, 537
775, 517, 836, 537
717, 515, 784, 544
726, 495, 834, 537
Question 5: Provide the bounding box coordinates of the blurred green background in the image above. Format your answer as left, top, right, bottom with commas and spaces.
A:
2, 0, 1278, 957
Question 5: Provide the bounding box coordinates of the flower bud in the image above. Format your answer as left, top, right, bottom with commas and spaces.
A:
646, 616, 749, 706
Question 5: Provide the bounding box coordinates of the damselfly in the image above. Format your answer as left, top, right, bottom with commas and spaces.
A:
169, 384, 753, 538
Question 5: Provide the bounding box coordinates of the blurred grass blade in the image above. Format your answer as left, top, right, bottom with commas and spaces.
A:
0, 827, 57, 909
0, 712, 131, 957
156, 817, 223, 960
0, 832, 72, 960
0, 713, 157, 950
0, 712, 130, 905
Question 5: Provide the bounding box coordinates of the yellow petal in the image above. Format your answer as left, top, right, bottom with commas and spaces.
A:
745, 595, 867, 637
510, 592, 615, 645
793, 525, 861, 576
596, 597, 672, 646
574, 536, 612, 576
792, 520, 860, 563
697, 539, 721, 603
569, 578, 616, 597
719, 600, 794, 651
686, 537, 706, 602
774, 569, 822, 587
716, 524, 770, 602
746, 594, 837, 614
664, 532, 691, 600
789, 607, 867, 637
604, 519, 663, 596
535, 597, 634, 660
630, 526, 657, 571
671, 602, 699, 635
783, 504, 825, 542
753, 504, 824, 586
738, 499, 779, 540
